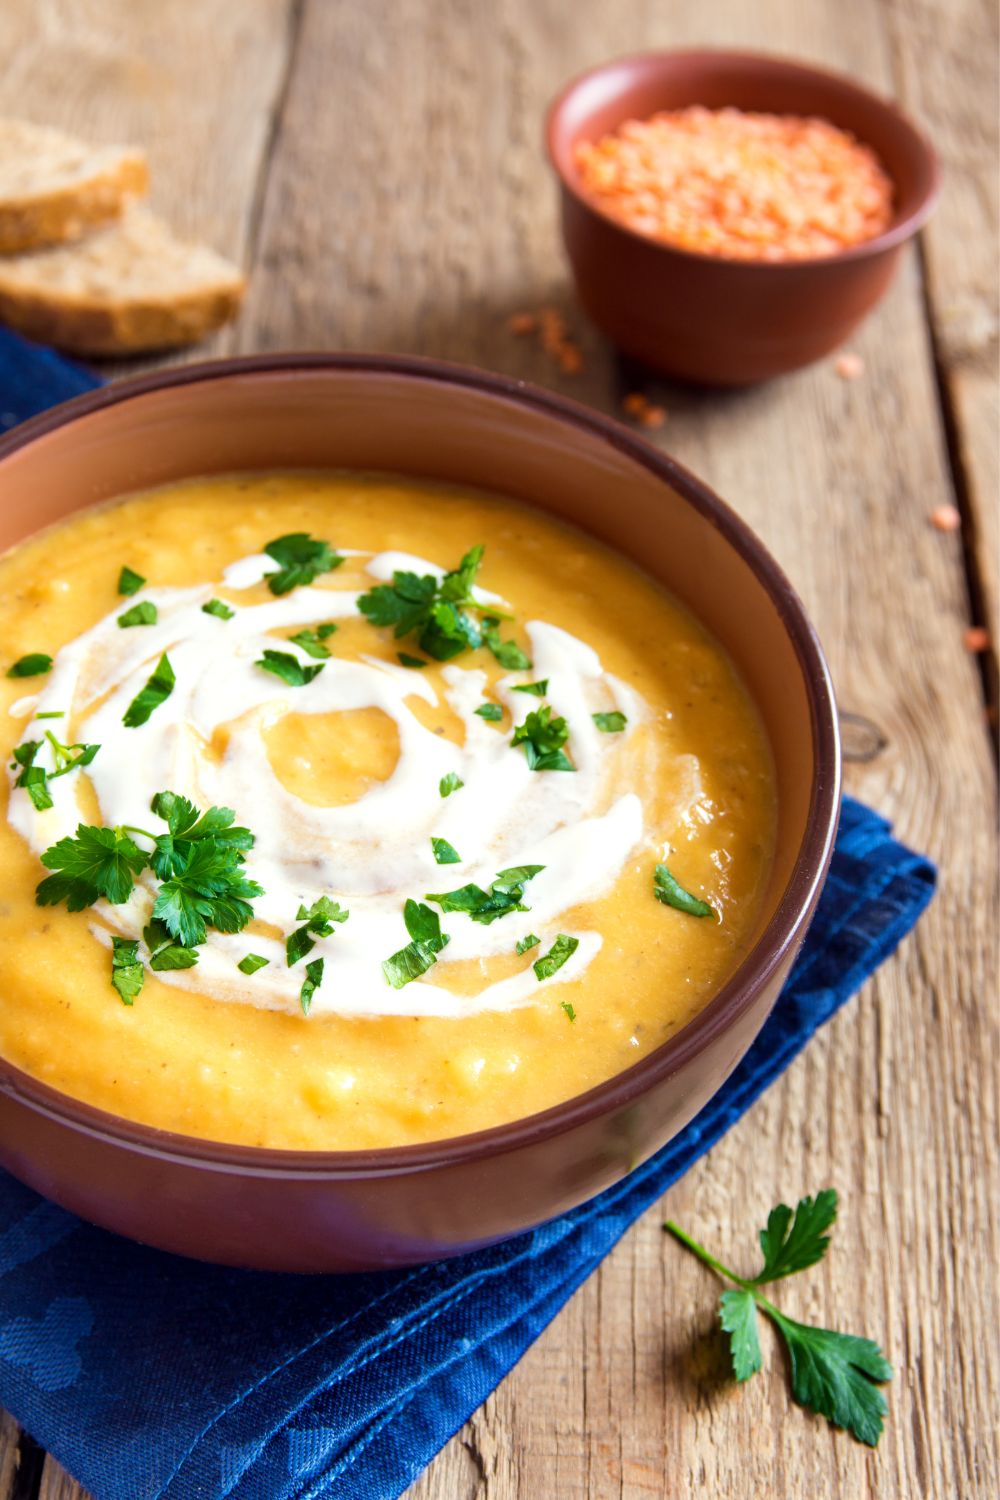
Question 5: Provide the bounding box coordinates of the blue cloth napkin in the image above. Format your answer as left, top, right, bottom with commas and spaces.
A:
0, 329, 936, 1500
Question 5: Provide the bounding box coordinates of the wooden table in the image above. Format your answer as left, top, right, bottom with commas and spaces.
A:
0, 2, 996, 1496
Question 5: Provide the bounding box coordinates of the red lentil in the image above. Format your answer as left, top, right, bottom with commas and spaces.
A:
834, 352, 866, 380
574, 106, 894, 262
930, 505, 962, 533
964, 626, 990, 653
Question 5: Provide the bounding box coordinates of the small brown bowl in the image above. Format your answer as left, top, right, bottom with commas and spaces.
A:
546, 49, 940, 384
0, 355, 840, 1271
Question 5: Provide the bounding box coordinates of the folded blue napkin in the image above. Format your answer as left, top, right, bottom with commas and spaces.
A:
0, 329, 936, 1500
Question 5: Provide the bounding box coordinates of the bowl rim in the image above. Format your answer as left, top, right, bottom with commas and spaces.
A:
0, 351, 842, 1174
545, 45, 942, 270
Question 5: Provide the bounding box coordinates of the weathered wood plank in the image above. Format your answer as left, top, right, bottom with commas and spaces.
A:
883, 0, 999, 671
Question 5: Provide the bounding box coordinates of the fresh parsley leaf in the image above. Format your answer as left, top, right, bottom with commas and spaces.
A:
533, 933, 579, 980
286, 925, 316, 967
123, 653, 175, 727
664, 1189, 893, 1446
285, 896, 348, 966
430, 837, 461, 865
288, 624, 337, 659
238, 953, 269, 975
153, 840, 262, 947
719, 1289, 763, 1381
474, 702, 503, 721
37, 824, 147, 909
751, 1189, 839, 1284
439, 772, 464, 798
398, 653, 428, 668
481, 617, 532, 671
202, 598, 235, 620
36, 711, 64, 719
111, 936, 144, 1005
10, 741, 53, 810
426, 864, 544, 926
117, 566, 145, 596
592, 711, 627, 733
148, 794, 253, 877
6, 653, 52, 678
263, 533, 343, 595
516, 932, 540, 954
512, 679, 548, 697
560, 999, 577, 1021
767, 1313, 893, 1448
300, 956, 324, 1015
653, 863, 714, 918
511, 705, 575, 772
255, 649, 325, 687
143, 915, 200, 971
359, 546, 496, 663
117, 602, 158, 628
382, 899, 450, 988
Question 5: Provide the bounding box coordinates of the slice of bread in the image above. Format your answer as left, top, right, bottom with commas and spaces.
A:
0, 118, 148, 254
0, 204, 246, 355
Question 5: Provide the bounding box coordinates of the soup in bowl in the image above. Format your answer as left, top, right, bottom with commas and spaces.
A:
0, 356, 839, 1270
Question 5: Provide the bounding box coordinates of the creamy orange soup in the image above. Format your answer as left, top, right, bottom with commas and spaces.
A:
0, 473, 776, 1149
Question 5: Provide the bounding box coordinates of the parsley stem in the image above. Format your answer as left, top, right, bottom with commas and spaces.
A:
120, 824, 158, 842
663, 1221, 751, 1289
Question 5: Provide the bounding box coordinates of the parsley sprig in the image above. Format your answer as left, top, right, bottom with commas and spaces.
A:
286, 896, 349, 968
358, 545, 531, 668
263, 533, 343, 595
10, 731, 99, 811
36, 791, 262, 957
511, 705, 575, 772
426, 864, 544, 925
665, 1190, 893, 1446
383, 899, 450, 988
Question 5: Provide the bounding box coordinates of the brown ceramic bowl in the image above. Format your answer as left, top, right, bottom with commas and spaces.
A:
0, 355, 840, 1271
546, 49, 940, 384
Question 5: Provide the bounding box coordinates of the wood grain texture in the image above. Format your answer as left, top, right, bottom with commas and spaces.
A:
884, 0, 999, 639
0, 2, 995, 1498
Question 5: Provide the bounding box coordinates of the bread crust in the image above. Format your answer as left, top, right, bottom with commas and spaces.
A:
0, 152, 149, 254
0, 274, 246, 355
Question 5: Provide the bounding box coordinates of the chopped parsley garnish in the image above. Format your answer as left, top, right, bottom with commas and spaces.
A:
654, 863, 714, 918
358, 547, 484, 661
263, 533, 343, 595
6, 653, 52, 678
255, 649, 325, 687
202, 598, 235, 621
533, 933, 579, 980
382, 899, 450, 988
516, 932, 540, 955
512, 679, 548, 697
398, 653, 428, 668
474, 702, 503, 721
123, 652, 175, 728
288, 623, 337, 658
560, 999, 577, 1021
110, 937, 144, 1006
592, 711, 627, 733
665, 1190, 893, 1446
286, 895, 349, 967
439, 772, 464, 798
430, 837, 461, 865
10, 732, 99, 810
37, 793, 261, 959
426, 864, 544, 926
238, 953, 269, 976
511, 705, 575, 772
143, 919, 199, 971
117, 601, 158, 629
481, 616, 532, 671
36, 711, 63, 720
117, 566, 145, 596
300, 956, 324, 1015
